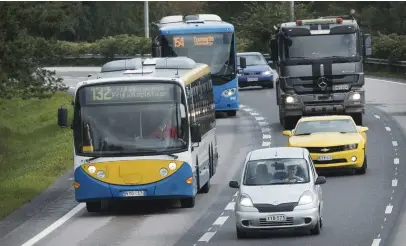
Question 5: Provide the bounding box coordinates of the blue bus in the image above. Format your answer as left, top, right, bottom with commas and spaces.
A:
151, 14, 239, 117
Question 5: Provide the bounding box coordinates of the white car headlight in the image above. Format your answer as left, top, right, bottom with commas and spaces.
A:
239, 193, 254, 207
350, 93, 361, 100
298, 190, 313, 205
222, 88, 237, 97
262, 71, 272, 75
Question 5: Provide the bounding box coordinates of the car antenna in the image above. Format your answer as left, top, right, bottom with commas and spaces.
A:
175, 65, 179, 76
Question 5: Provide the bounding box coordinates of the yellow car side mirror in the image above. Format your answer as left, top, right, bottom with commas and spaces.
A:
359, 126, 369, 132
282, 130, 292, 137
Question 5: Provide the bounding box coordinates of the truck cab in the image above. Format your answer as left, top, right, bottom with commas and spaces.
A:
270, 14, 372, 129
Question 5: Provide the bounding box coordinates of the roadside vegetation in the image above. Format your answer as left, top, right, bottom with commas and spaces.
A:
1, 1, 406, 219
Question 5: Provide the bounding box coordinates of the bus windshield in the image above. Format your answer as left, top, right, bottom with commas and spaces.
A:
73, 82, 188, 157
161, 32, 236, 86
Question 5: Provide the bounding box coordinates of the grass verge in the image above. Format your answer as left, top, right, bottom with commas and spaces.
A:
0, 92, 73, 219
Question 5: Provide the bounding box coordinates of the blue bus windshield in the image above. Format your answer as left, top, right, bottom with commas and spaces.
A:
161, 32, 236, 86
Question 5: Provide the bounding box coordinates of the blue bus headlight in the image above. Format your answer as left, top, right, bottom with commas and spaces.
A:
222, 88, 237, 97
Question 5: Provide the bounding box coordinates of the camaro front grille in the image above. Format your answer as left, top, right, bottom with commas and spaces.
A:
253, 202, 298, 213
306, 145, 346, 153
313, 158, 347, 164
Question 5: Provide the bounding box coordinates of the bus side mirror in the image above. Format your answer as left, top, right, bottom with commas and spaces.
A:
190, 123, 202, 143
58, 106, 68, 128
270, 39, 278, 62
363, 34, 372, 57
239, 57, 247, 69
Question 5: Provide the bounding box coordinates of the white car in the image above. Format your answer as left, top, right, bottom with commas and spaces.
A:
229, 147, 326, 238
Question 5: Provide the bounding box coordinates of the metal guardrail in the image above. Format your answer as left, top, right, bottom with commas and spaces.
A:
63, 53, 406, 67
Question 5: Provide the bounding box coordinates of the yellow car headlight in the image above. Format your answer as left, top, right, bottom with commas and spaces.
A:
343, 144, 358, 150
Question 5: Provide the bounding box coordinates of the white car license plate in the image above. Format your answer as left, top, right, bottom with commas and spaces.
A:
318, 155, 333, 161
247, 78, 258, 82
266, 215, 286, 222
333, 84, 349, 91
123, 190, 145, 197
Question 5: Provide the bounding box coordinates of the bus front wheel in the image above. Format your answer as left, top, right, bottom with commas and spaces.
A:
227, 110, 237, 117
86, 201, 102, 213
180, 197, 195, 208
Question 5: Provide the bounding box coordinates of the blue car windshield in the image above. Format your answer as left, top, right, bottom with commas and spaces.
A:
161, 32, 236, 86
237, 54, 267, 67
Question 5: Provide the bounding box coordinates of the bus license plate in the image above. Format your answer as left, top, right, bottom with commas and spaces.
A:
318, 155, 333, 161
123, 190, 145, 197
247, 78, 258, 82
266, 215, 286, 222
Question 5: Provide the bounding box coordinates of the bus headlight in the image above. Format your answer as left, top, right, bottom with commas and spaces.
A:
88, 166, 96, 174
97, 170, 105, 179
160, 168, 168, 177
222, 88, 237, 97
168, 162, 177, 170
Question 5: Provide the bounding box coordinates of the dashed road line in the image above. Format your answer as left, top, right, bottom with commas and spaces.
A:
392, 179, 398, 187
224, 202, 235, 211
392, 141, 398, 147
374, 114, 381, 119
262, 141, 271, 147
261, 128, 271, 133
255, 116, 265, 121
385, 204, 393, 214
385, 127, 391, 132
394, 158, 399, 165
198, 232, 216, 242
212, 216, 229, 226
263, 134, 271, 139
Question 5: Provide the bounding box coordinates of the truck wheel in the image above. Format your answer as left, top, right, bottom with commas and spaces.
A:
351, 113, 363, 126
283, 116, 296, 130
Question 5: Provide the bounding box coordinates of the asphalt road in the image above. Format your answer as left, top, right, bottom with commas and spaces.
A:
1, 69, 406, 246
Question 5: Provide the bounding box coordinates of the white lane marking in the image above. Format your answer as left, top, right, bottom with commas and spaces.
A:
239, 104, 245, 108
224, 202, 235, 211
198, 232, 216, 242
392, 179, 398, 187
250, 112, 259, 116
394, 158, 399, 165
261, 128, 271, 133
213, 216, 229, 226
262, 141, 271, 147
255, 116, 265, 121
385, 127, 391, 132
374, 115, 380, 119
207, 227, 212, 231
234, 191, 238, 196
385, 204, 393, 214
243, 108, 253, 112
384, 217, 387, 222
263, 134, 271, 139
21, 203, 85, 246
258, 121, 268, 126
392, 141, 398, 147
371, 238, 381, 246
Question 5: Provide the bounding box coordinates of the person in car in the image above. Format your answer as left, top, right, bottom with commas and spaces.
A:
283, 165, 305, 183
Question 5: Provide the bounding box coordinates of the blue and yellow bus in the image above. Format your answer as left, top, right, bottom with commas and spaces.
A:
151, 14, 239, 117
57, 57, 219, 212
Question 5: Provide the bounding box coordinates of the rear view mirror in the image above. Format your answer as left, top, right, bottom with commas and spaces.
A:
282, 130, 292, 137
363, 34, 372, 57
267, 60, 273, 65
270, 39, 278, 62
315, 176, 326, 185
190, 123, 202, 143
229, 180, 240, 188
239, 57, 247, 69
58, 106, 68, 128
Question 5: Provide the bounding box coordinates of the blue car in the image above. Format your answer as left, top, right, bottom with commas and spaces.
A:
237, 52, 274, 89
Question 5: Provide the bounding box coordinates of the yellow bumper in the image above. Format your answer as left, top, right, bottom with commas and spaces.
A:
311, 149, 365, 169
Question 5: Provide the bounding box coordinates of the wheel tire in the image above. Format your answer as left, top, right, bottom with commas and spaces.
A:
356, 155, 367, 175
352, 113, 363, 126
227, 110, 237, 117
180, 197, 195, 208
86, 201, 102, 213
283, 116, 296, 130
310, 218, 321, 235
236, 226, 248, 239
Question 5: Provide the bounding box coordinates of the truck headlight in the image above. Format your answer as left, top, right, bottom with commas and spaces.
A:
285, 95, 297, 104
222, 88, 237, 97
350, 92, 361, 100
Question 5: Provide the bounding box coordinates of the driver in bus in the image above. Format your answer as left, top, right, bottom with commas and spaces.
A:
151, 112, 178, 140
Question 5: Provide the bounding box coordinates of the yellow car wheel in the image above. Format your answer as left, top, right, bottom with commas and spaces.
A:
356, 154, 367, 175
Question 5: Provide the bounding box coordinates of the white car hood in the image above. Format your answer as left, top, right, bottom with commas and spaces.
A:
241, 183, 311, 204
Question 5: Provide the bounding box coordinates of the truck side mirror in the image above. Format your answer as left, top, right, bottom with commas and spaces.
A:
363, 34, 372, 57
58, 106, 68, 128
239, 57, 247, 69
152, 46, 161, 57
190, 123, 202, 143
270, 39, 278, 62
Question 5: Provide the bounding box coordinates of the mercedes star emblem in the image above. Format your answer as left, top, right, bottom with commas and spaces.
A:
318, 77, 328, 90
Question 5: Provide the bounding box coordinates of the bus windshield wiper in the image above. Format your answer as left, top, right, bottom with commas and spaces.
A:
85, 156, 100, 163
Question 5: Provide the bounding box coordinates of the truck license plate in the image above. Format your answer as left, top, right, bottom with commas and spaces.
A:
333, 84, 350, 91
318, 155, 333, 161
123, 190, 145, 197
266, 215, 286, 221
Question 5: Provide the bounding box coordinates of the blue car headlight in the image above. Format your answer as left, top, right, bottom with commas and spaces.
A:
261, 71, 272, 75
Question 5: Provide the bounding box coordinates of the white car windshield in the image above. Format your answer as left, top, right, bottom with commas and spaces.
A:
243, 158, 310, 186
294, 119, 358, 136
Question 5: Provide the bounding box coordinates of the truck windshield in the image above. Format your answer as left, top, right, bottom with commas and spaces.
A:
73, 82, 188, 157
161, 32, 236, 86
285, 33, 359, 59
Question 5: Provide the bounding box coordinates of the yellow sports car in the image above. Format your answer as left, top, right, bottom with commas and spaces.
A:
282, 115, 368, 174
